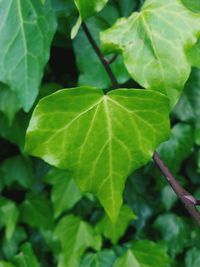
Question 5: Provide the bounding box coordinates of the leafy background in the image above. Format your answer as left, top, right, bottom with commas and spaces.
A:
0, 0, 200, 266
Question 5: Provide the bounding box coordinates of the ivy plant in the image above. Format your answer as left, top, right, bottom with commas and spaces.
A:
0, 0, 200, 266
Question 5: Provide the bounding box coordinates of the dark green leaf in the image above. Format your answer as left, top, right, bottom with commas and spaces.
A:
13, 243, 40, 267
54, 215, 102, 267
154, 213, 190, 257
0, 0, 57, 111
185, 248, 200, 267
20, 195, 54, 230
43, 168, 82, 218
80, 250, 117, 267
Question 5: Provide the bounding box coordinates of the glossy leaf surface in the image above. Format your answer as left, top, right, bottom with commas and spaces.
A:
25, 86, 170, 221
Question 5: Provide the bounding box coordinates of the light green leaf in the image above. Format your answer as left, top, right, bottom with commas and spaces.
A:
54, 215, 102, 267
188, 40, 200, 69
173, 68, 200, 145
185, 248, 200, 267
1, 155, 34, 188
80, 250, 117, 267
43, 168, 82, 218
114, 240, 170, 267
0, 198, 19, 240
0, 0, 57, 111
73, 14, 130, 88
0, 262, 15, 267
0, 83, 21, 124
154, 213, 190, 257
20, 195, 54, 230
157, 123, 194, 173
96, 205, 136, 244
25, 86, 170, 221
101, 0, 200, 107
13, 243, 40, 267
74, 0, 109, 20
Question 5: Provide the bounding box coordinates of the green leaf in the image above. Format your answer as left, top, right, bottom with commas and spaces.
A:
73, 15, 130, 88
0, 198, 19, 240
188, 40, 200, 69
1, 156, 34, 189
96, 205, 136, 244
173, 68, 200, 145
154, 213, 190, 257
0, 262, 15, 267
161, 185, 177, 211
181, 0, 200, 12
13, 243, 40, 267
157, 123, 194, 173
80, 250, 117, 267
54, 215, 102, 267
43, 168, 82, 218
0, 83, 21, 124
101, 0, 200, 107
20, 195, 54, 230
0, 0, 57, 111
113, 240, 170, 267
74, 0, 109, 20
25, 86, 170, 221
185, 248, 200, 267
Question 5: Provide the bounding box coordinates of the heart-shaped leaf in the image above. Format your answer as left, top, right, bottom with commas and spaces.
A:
25, 86, 169, 221
101, 0, 200, 107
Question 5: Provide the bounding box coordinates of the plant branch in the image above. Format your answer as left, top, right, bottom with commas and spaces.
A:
82, 22, 118, 89
153, 152, 200, 226
82, 21, 200, 226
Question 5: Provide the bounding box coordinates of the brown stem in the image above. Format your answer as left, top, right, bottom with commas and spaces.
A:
82, 21, 200, 226
82, 22, 118, 89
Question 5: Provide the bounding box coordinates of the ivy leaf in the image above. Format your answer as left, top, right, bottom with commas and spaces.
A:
0, 0, 57, 111
25, 86, 170, 221
154, 213, 190, 257
1, 156, 34, 189
0, 198, 19, 240
54, 215, 102, 267
157, 123, 194, 173
0, 83, 20, 124
101, 0, 200, 107
43, 168, 82, 218
173, 68, 200, 145
73, 15, 130, 88
113, 240, 170, 267
96, 205, 137, 244
185, 248, 200, 267
80, 250, 117, 267
74, 0, 109, 20
13, 243, 40, 267
20, 195, 54, 230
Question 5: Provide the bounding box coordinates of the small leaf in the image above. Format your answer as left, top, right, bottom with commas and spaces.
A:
0, 0, 57, 111
154, 213, 190, 257
96, 205, 136, 244
101, 0, 200, 107
25, 86, 170, 221
74, 0, 109, 20
0, 198, 19, 240
54, 215, 102, 267
13, 243, 40, 267
1, 155, 34, 188
43, 168, 82, 218
80, 250, 117, 267
157, 123, 194, 173
161, 185, 177, 211
173, 68, 200, 145
114, 240, 170, 267
185, 248, 200, 267
20, 195, 54, 230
